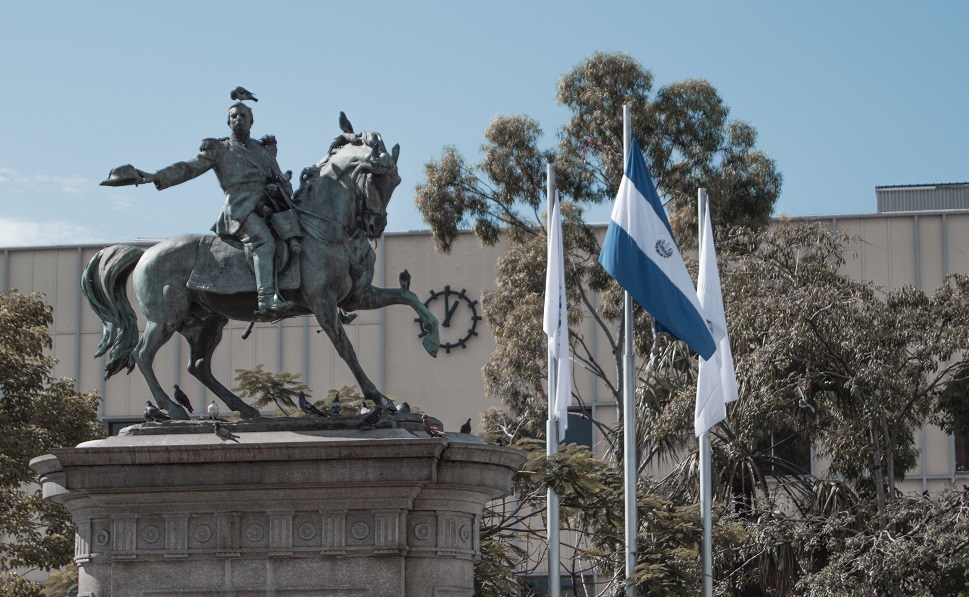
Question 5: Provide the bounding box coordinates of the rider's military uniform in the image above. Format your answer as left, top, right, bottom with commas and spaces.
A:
153, 135, 295, 314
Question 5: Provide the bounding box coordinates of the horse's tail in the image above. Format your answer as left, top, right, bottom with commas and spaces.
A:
80, 245, 144, 379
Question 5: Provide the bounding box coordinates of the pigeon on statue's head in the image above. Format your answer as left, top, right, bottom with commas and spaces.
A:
339, 111, 354, 134
230, 86, 258, 102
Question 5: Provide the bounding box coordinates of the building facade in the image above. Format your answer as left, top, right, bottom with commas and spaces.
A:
4, 190, 969, 591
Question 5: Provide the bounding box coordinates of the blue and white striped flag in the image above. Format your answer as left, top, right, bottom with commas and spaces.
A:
598, 137, 716, 360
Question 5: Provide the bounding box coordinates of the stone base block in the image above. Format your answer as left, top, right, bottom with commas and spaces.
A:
31, 426, 524, 597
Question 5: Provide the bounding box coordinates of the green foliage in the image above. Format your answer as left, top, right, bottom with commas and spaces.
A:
0, 291, 103, 573
0, 573, 43, 597
419, 51, 969, 595
41, 566, 77, 596
232, 365, 309, 416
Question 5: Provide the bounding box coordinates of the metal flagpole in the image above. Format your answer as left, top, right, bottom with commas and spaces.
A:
546, 163, 561, 597
622, 104, 638, 597
698, 188, 714, 597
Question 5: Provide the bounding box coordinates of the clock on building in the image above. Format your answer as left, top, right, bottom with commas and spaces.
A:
416, 286, 482, 353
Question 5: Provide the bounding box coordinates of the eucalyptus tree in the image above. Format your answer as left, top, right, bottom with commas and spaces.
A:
417, 52, 780, 595
416, 51, 780, 442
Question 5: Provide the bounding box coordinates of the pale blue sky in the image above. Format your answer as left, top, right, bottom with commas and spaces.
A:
1, 1, 965, 247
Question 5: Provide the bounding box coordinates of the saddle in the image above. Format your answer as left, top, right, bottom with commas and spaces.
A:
186, 235, 301, 295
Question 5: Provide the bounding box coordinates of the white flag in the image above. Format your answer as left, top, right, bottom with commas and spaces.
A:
695, 199, 738, 437
543, 191, 570, 438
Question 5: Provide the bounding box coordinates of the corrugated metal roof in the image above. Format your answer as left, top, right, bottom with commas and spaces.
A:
876, 183, 969, 212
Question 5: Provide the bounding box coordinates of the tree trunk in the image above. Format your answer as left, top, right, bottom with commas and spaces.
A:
869, 419, 887, 529
880, 412, 895, 509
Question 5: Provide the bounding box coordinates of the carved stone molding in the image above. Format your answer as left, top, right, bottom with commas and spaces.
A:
32, 431, 524, 596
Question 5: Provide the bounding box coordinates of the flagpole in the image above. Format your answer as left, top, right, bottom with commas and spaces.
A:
622, 103, 638, 597
698, 188, 713, 597
546, 163, 561, 597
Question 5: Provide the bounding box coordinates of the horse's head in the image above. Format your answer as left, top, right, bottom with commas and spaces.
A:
298, 131, 401, 240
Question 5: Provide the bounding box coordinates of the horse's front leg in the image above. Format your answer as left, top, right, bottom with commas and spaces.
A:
313, 302, 395, 412
345, 286, 440, 358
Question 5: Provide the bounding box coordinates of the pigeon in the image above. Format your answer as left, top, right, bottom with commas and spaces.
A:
422, 414, 447, 439
396, 402, 411, 414
173, 384, 194, 413
230, 86, 258, 102
144, 400, 170, 422
299, 391, 327, 417
214, 422, 240, 443
339, 111, 354, 134
399, 269, 411, 291
207, 400, 220, 420
356, 406, 382, 429
459, 418, 472, 434
329, 394, 342, 416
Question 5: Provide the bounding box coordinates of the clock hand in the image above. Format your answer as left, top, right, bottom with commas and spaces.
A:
443, 298, 460, 327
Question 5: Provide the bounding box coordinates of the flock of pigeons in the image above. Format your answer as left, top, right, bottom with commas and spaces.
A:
143, 385, 471, 444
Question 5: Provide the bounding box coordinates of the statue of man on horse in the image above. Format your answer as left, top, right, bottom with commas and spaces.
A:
107, 101, 299, 316
89, 91, 440, 420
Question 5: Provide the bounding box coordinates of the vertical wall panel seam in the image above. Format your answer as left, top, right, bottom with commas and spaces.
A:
74, 248, 82, 389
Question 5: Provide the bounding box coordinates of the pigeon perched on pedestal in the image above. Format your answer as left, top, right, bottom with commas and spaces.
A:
214, 422, 240, 443
207, 400, 220, 420
173, 384, 193, 413
399, 269, 411, 291
396, 402, 411, 414
144, 400, 170, 423
356, 406, 382, 430
329, 394, 342, 416
299, 391, 327, 417
230, 86, 258, 102
459, 418, 472, 434
422, 414, 447, 439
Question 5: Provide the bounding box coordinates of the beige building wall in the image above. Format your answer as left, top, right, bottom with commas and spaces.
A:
2, 209, 968, 485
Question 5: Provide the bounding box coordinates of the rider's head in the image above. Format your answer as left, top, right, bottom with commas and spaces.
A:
227, 103, 253, 136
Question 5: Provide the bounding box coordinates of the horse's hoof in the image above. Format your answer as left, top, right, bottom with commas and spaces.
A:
422, 335, 439, 358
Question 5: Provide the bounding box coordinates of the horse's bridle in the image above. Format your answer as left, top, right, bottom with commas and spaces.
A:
295, 160, 390, 243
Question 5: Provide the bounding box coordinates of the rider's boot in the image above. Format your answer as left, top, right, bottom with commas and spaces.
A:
253, 246, 294, 315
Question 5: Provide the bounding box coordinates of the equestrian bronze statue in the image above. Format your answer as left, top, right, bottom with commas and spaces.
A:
84, 102, 440, 419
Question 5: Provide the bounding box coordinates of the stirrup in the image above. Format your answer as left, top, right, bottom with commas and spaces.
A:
256, 294, 294, 315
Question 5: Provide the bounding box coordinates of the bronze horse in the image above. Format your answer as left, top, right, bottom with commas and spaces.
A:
82, 131, 440, 419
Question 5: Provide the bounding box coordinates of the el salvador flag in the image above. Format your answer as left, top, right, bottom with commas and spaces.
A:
599, 137, 716, 360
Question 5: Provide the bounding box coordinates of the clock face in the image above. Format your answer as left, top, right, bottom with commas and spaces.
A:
416, 286, 482, 353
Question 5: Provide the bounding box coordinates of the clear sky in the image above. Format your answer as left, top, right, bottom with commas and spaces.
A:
1, 1, 965, 247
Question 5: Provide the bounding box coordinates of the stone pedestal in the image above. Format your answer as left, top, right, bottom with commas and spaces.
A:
31, 426, 524, 597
